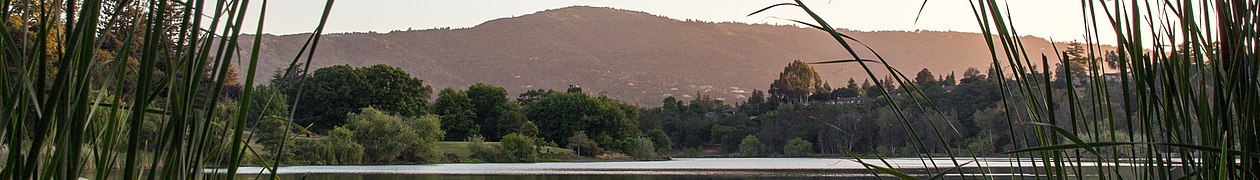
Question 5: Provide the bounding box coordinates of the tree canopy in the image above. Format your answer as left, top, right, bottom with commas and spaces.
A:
280, 64, 432, 133
525, 91, 641, 148
769, 60, 826, 104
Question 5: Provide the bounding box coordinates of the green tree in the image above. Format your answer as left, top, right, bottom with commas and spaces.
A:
359, 65, 433, 116
962, 67, 985, 83
246, 84, 290, 127
915, 68, 938, 87
624, 137, 657, 159
861, 80, 883, 98
467, 83, 511, 139
500, 133, 540, 162
254, 116, 295, 161
285, 64, 432, 133
516, 89, 555, 108
466, 135, 508, 162
344, 107, 429, 163
527, 92, 640, 147
1052, 42, 1091, 89
497, 108, 534, 137
741, 90, 772, 115
403, 115, 445, 162
433, 88, 479, 140
769, 60, 825, 104
739, 135, 766, 157
566, 131, 602, 156
783, 137, 814, 157
647, 129, 673, 154
831, 78, 861, 98
323, 127, 365, 164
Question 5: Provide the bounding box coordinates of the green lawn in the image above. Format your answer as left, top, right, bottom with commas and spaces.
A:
434, 141, 573, 157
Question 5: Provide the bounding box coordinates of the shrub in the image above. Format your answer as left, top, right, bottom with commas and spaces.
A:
467, 135, 508, 162
647, 129, 673, 154
681, 147, 704, 157
738, 135, 765, 157
323, 127, 364, 164
402, 115, 445, 163
501, 133, 540, 162
291, 138, 326, 165
783, 137, 813, 157
344, 107, 444, 163
624, 137, 657, 159
964, 137, 995, 155
566, 131, 602, 156
255, 116, 295, 161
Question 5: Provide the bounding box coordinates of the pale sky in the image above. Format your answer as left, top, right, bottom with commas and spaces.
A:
236, 0, 1097, 42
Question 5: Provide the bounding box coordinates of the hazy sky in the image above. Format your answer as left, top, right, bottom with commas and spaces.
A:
239, 0, 1092, 42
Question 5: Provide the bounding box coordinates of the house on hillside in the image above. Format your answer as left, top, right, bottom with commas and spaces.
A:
827, 96, 874, 105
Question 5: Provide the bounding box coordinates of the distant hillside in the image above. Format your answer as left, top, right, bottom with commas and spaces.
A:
239, 6, 1096, 106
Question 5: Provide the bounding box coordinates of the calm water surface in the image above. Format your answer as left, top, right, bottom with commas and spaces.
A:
214, 158, 1138, 179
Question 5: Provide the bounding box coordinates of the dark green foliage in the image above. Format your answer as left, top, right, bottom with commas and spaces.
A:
466, 135, 508, 162
647, 129, 673, 154
784, 137, 813, 157
501, 133, 540, 162
831, 78, 861, 98
291, 138, 327, 164
290, 127, 368, 165
756, 104, 817, 154
497, 106, 535, 137
741, 90, 773, 115
433, 88, 479, 140
516, 89, 556, 108
648, 95, 731, 150
256, 116, 296, 161
861, 80, 882, 97
526, 91, 640, 148
467, 83, 511, 139
738, 135, 765, 157
324, 127, 366, 164
247, 85, 291, 127
284, 64, 432, 133
625, 137, 657, 159
566, 131, 602, 156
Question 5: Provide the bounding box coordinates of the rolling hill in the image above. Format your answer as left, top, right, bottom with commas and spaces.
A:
238, 6, 1087, 106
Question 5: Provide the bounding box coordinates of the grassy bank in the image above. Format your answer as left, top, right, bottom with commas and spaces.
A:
434, 141, 578, 163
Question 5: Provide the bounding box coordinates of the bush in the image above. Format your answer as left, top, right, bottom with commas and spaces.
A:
255, 116, 295, 161
647, 129, 673, 154
681, 147, 704, 157
738, 135, 765, 157
291, 138, 326, 164
501, 133, 540, 162
566, 131, 602, 156
964, 137, 995, 155
783, 137, 813, 157
624, 137, 657, 159
323, 127, 365, 164
467, 135, 503, 162
344, 107, 444, 163
402, 115, 445, 163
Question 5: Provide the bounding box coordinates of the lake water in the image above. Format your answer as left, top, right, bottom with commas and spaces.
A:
214, 158, 1142, 179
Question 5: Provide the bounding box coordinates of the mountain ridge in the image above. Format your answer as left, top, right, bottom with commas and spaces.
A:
238, 6, 1093, 106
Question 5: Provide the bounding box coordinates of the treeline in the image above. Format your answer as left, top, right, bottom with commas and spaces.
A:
251, 43, 1139, 164
250, 65, 659, 165
641, 44, 1139, 157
